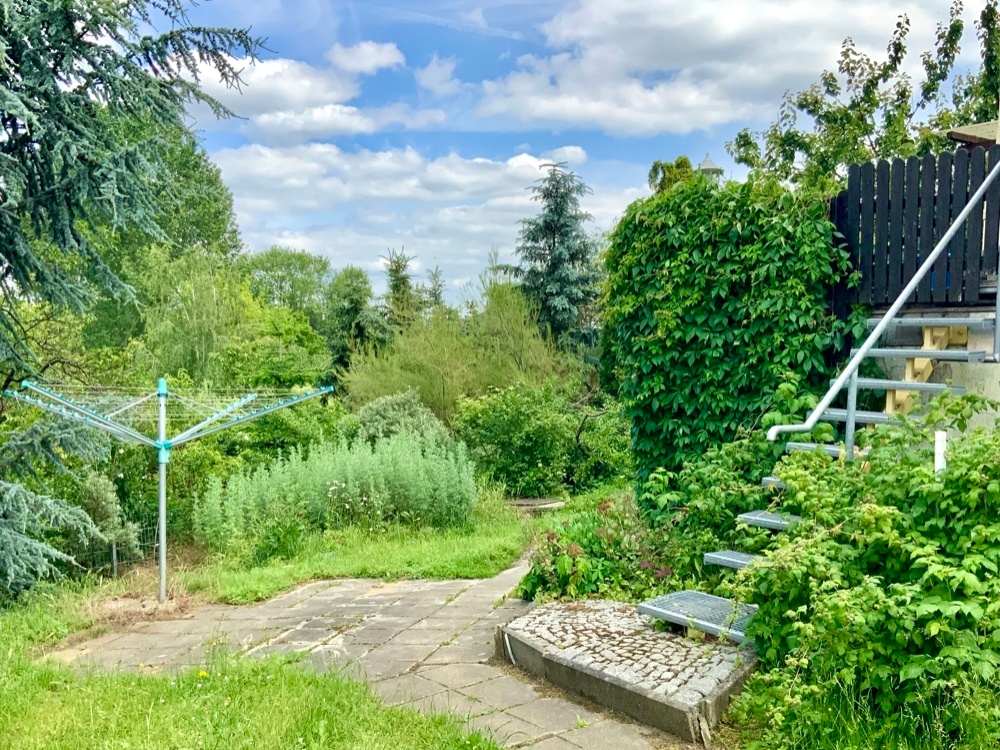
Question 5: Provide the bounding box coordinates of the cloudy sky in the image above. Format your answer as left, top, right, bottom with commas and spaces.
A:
182, 0, 985, 297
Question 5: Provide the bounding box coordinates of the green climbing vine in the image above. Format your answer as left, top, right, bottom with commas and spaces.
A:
603, 175, 861, 486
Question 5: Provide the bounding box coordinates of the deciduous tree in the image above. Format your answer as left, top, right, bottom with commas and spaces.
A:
728, 1, 1000, 192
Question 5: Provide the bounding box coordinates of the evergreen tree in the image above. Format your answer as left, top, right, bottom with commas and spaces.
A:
0, 0, 262, 594
382, 249, 418, 328
513, 164, 600, 343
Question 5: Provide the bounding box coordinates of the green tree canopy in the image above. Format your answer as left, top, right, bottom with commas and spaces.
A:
240, 247, 331, 322
647, 156, 695, 193
512, 163, 600, 344
728, 0, 1000, 192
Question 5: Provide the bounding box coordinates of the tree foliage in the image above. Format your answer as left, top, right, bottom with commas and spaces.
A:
241, 247, 331, 323
0, 0, 261, 375
728, 0, 1000, 192
0, 0, 262, 595
647, 156, 695, 193
512, 164, 600, 343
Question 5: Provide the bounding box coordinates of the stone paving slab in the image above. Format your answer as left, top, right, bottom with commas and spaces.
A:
498, 600, 756, 745
49, 566, 697, 749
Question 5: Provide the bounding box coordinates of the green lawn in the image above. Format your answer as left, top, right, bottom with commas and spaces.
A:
1, 653, 498, 750
183, 521, 528, 604
182, 487, 530, 604
0, 490, 533, 750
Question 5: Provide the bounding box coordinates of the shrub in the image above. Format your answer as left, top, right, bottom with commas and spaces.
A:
568, 402, 633, 490
454, 383, 575, 498
344, 283, 562, 421
603, 175, 859, 485
193, 433, 477, 561
355, 389, 450, 448
730, 396, 1000, 747
518, 490, 668, 601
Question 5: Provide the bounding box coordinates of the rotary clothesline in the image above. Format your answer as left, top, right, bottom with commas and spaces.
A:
3, 379, 333, 602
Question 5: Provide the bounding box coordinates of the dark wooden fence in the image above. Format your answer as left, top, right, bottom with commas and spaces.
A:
831, 146, 1000, 311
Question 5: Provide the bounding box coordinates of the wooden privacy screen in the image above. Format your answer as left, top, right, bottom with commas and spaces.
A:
831, 146, 1000, 310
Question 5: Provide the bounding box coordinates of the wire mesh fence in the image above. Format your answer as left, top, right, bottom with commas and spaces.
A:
71, 511, 160, 577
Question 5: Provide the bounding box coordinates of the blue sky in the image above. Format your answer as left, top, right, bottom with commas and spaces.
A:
177, 0, 985, 297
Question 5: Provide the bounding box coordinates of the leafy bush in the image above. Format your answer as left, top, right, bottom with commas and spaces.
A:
603, 175, 859, 485
344, 282, 562, 421
194, 434, 477, 561
455, 383, 575, 498
518, 490, 669, 601
568, 403, 633, 490
731, 396, 1000, 747
355, 389, 450, 448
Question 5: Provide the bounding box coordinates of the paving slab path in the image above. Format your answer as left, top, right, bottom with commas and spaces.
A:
51, 565, 691, 749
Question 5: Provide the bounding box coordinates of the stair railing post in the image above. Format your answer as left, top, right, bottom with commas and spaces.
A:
845, 370, 859, 461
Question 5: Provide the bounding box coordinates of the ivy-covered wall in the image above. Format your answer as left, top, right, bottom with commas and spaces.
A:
603, 176, 858, 484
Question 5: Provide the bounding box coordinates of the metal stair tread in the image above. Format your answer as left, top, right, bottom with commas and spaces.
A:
738, 509, 801, 531
852, 347, 987, 362
704, 550, 760, 569
867, 316, 994, 331
821, 408, 899, 424
637, 591, 756, 645
849, 378, 965, 393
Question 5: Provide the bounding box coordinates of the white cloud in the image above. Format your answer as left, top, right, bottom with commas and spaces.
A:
415, 54, 462, 97
211, 143, 635, 295
461, 8, 488, 28
188, 45, 439, 142
541, 145, 588, 165
326, 41, 406, 74
477, 0, 979, 135
196, 57, 357, 119
245, 103, 446, 143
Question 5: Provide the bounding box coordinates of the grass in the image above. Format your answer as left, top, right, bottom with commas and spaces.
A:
0, 648, 499, 750
183, 485, 529, 604
0, 486, 531, 750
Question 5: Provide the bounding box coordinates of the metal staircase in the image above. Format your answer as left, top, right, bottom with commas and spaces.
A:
638, 157, 1000, 646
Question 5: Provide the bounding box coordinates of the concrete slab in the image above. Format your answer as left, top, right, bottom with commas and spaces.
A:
506, 698, 602, 732
422, 644, 494, 665
371, 673, 447, 705
404, 689, 493, 718
416, 662, 504, 690
459, 675, 541, 710
555, 721, 659, 750
465, 711, 549, 746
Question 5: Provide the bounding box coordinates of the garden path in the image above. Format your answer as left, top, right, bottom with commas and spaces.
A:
51, 565, 690, 749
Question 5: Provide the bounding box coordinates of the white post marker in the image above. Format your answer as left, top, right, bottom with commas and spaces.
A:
935, 430, 947, 475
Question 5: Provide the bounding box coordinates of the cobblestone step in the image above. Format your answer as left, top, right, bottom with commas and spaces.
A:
703, 550, 759, 569
637, 591, 756, 645
738, 509, 801, 531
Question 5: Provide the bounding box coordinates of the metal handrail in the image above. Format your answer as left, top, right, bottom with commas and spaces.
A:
767, 158, 1000, 443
